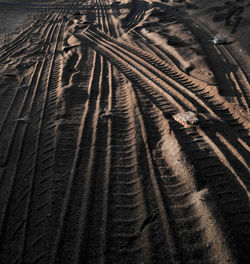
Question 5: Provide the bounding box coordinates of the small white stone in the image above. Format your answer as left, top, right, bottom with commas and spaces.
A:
173, 111, 199, 126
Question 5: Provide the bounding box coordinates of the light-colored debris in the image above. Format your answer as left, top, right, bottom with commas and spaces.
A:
14, 113, 31, 123
212, 34, 228, 45
100, 109, 113, 119
173, 111, 199, 126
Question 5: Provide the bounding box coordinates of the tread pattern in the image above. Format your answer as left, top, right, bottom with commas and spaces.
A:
0, 1, 249, 264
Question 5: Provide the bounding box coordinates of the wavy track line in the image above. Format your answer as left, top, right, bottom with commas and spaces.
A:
0, 13, 62, 136
105, 71, 152, 263
81, 29, 225, 119
83, 28, 250, 139
128, 84, 178, 262
0, 22, 59, 167
134, 87, 236, 263
21, 20, 65, 263
50, 51, 99, 263
72, 55, 104, 263
199, 129, 250, 198
170, 121, 250, 261
0, 12, 59, 64
86, 29, 226, 118
80, 31, 186, 111
0, 15, 43, 56
123, 0, 148, 33
97, 0, 110, 35
0, 19, 64, 264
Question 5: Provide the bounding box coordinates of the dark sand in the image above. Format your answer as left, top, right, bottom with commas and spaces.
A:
0, 0, 249, 263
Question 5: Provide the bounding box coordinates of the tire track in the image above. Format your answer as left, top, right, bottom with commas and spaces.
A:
79, 18, 250, 261
97, 0, 110, 35
199, 129, 250, 197
98, 0, 121, 38
122, 0, 149, 33
91, 27, 248, 123
0, 18, 60, 166
81, 29, 223, 119
0, 16, 64, 264
131, 19, 249, 134
53, 13, 113, 263
191, 20, 250, 111
105, 71, 152, 263
153, 3, 249, 111
0, 12, 58, 64
79, 30, 186, 111
131, 30, 176, 66
50, 43, 96, 262
80, 28, 249, 160
0, 1, 249, 263
52, 51, 95, 258
170, 121, 250, 262
0, 12, 63, 136
132, 87, 236, 263
50, 52, 104, 263
100, 0, 119, 38
0, 16, 41, 56
105, 70, 176, 263
21, 20, 65, 264
76, 59, 112, 263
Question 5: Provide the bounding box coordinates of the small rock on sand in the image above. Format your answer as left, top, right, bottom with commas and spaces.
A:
173, 111, 199, 126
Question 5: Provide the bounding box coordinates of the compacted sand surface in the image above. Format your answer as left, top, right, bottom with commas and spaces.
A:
0, 0, 249, 263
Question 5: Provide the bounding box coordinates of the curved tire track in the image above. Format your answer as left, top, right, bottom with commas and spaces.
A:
0, 1, 249, 264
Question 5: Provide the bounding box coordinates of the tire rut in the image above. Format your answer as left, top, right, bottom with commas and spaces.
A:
105, 70, 176, 263
0, 16, 64, 264
133, 87, 236, 263
0, 1, 249, 263
79, 28, 249, 168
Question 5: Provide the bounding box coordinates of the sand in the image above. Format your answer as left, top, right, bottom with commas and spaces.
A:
0, 0, 249, 263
